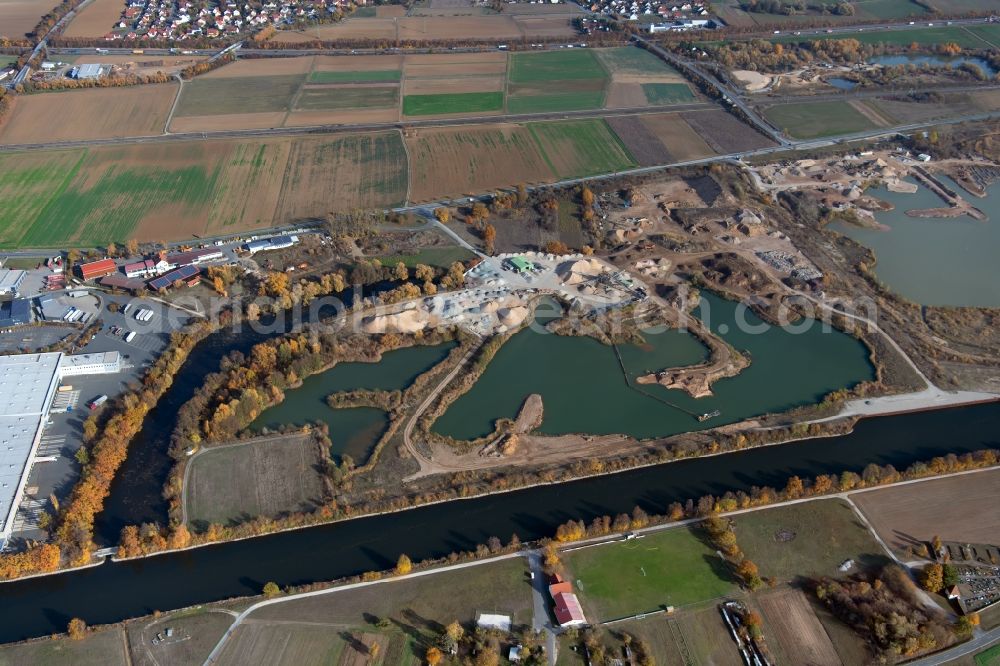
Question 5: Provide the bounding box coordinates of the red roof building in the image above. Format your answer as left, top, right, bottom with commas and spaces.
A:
548, 581, 573, 596
78, 258, 117, 280
552, 592, 587, 628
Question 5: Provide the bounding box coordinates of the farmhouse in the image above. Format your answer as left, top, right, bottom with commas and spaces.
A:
0, 351, 122, 545
71, 64, 104, 80
0, 269, 26, 296
98, 275, 147, 295
148, 264, 200, 291
124, 258, 170, 279
78, 258, 117, 281
547, 573, 587, 627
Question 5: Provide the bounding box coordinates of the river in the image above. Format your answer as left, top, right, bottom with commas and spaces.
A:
829, 178, 1000, 307
0, 402, 998, 642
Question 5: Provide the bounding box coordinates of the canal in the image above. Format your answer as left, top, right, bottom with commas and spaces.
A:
1, 402, 998, 642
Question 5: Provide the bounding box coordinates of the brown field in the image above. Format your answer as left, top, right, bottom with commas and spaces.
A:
755, 588, 842, 666
679, 109, 776, 153
273, 14, 573, 42
0, 626, 129, 666
62, 0, 123, 37
200, 56, 315, 78
0, 84, 177, 144
274, 130, 408, 221
405, 124, 555, 201
186, 433, 326, 526
313, 54, 404, 71
404, 51, 507, 75
375, 4, 405, 17
606, 115, 673, 166
852, 469, 1000, 557
0, 0, 51, 39
168, 112, 287, 133
638, 112, 718, 161
403, 75, 502, 95
284, 108, 400, 126
606, 82, 647, 108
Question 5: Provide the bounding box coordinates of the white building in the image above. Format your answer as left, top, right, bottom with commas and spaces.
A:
0, 351, 123, 545
0, 269, 26, 296
0, 354, 62, 546
59, 351, 122, 376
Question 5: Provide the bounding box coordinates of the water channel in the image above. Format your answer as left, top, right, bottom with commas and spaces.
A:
1, 402, 998, 642
829, 177, 1000, 307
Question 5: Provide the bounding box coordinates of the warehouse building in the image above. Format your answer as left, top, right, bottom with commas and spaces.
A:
0, 298, 32, 328
0, 269, 26, 296
245, 235, 299, 255
0, 351, 123, 545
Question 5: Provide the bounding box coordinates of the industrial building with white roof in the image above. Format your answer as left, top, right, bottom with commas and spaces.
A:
0, 351, 121, 546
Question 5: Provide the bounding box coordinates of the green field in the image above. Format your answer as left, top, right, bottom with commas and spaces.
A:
853, 0, 928, 19
528, 118, 637, 178
296, 86, 399, 110
978, 643, 1000, 666
402, 91, 503, 116
509, 49, 608, 83
175, 75, 305, 116
308, 69, 402, 83
507, 91, 606, 114
596, 46, 679, 75
641, 82, 695, 104
733, 499, 889, 581
564, 526, 738, 621
764, 100, 878, 139
378, 247, 477, 268
0, 626, 128, 666
774, 25, 996, 49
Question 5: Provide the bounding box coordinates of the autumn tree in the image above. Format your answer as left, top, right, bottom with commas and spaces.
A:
426, 646, 443, 665
106, 242, 117, 258
920, 563, 944, 593
544, 240, 569, 254
395, 553, 412, 576
125, 239, 139, 256
434, 207, 451, 223
369, 641, 381, 662
263, 581, 281, 597
483, 224, 497, 255
67, 618, 86, 640
414, 263, 434, 282
394, 262, 409, 281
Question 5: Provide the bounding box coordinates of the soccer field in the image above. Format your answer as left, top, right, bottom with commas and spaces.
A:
563, 526, 737, 621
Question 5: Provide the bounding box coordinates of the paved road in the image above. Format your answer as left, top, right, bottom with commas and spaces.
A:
527, 551, 558, 666
908, 626, 1000, 665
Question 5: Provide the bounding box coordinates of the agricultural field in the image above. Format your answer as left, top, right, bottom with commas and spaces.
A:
173, 74, 306, 117
405, 124, 556, 201
269, 13, 576, 44
715, 0, 929, 28
679, 109, 776, 153
275, 131, 408, 220
772, 24, 1000, 48
563, 526, 738, 621
732, 499, 889, 582
185, 434, 326, 527
60, 0, 123, 37
0, 0, 51, 39
753, 588, 843, 666
214, 557, 532, 665
606, 112, 715, 166
527, 118, 637, 178
508, 49, 610, 113
0, 84, 178, 144
402, 91, 503, 116
0, 626, 129, 666
0, 132, 408, 248
851, 468, 1000, 558
763, 100, 882, 139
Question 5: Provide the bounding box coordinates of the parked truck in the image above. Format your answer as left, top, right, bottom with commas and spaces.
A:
124, 331, 136, 343
88, 395, 108, 410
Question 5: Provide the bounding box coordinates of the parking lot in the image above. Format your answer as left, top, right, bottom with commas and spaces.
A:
7, 293, 197, 544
